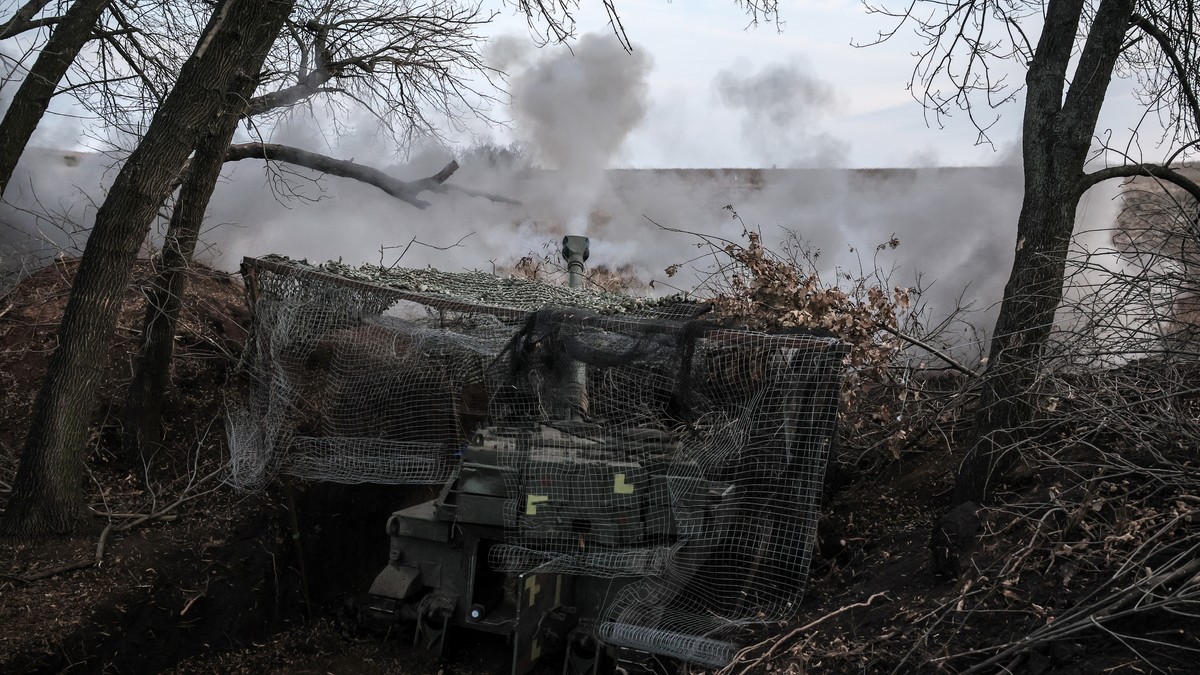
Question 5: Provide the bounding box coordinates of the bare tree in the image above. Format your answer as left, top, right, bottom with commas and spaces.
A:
0, 0, 215, 184
864, 0, 1200, 503
252, 0, 501, 146
120, 143, 476, 457
504, 0, 780, 49
0, 0, 296, 537
121, 0, 504, 459
0, 0, 112, 196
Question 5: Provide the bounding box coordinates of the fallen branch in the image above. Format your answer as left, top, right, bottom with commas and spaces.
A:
6, 561, 93, 582
720, 592, 890, 675
879, 323, 978, 379
89, 507, 178, 522
5, 467, 223, 584
221, 143, 521, 209
955, 558, 1200, 674
14, 523, 114, 583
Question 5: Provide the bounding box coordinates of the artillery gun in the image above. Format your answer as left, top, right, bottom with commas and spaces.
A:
234, 240, 847, 674
355, 422, 733, 674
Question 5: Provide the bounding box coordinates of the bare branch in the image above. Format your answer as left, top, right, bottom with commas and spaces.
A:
878, 323, 979, 378
251, 1, 503, 149
720, 592, 890, 675
224, 142, 455, 208
1131, 12, 1200, 139
0, 0, 54, 39
1078, 163, 1200, 204
243, 70, 336, 117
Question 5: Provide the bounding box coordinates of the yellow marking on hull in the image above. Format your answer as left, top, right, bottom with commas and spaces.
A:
614, 473, 634, 494
526, 494, 548, 514
525, 575, 541, 607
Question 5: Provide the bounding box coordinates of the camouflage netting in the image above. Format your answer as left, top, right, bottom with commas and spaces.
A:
229, 254, 847, 664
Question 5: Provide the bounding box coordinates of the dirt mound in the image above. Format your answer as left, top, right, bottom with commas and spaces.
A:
0, 257, 248, 467
0, 258, 301, 672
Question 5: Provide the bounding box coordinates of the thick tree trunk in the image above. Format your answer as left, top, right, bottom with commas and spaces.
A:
0, 0, 110, 197
955, 0, 1136, 504
956, 186, 1079, 502
0, 0, 295, 537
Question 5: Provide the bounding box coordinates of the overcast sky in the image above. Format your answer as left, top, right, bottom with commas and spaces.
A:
457, 0, 1009, 168
5, 0, 1158, 170
0, 0, 1149, 345
457, 1, 997, 169
448, 0, 1162, 170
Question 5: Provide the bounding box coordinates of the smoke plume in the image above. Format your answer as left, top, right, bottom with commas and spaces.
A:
510, 32, 652, 225
0, 33, 1068, 356
714, 59, 847, 167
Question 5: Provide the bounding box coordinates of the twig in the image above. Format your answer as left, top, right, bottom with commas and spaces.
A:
379, 232, 474, 271
956, 558, 1200, 674
721, 592, 890, 675
179, 593, 203, 617
114, 465, 224, 533
879, 324, 978, 378
89, 508, 178, 522
6, 467, 223, 584
889, 592, 982, 675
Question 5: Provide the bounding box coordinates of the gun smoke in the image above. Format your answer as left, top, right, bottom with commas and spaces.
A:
714, 59, 848, 167
0, 32, 1124, 357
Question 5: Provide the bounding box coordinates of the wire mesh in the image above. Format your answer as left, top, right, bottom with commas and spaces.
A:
230, 254, 847, 659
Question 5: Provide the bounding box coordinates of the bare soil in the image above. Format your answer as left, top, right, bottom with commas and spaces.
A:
1, 259, 1197, 673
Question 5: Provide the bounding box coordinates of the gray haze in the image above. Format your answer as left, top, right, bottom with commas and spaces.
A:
0, 31, 1124, 358
714, 59, 848, 167
0, 148, 111, 283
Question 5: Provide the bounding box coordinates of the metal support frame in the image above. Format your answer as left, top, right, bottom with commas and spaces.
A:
414, 594, 456, 657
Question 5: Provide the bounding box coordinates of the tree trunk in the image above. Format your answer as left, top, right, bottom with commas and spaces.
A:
120, 96, 263, 462
956, 185, 1079, 502
0, 0, 110, 197
0, 0, 296, 537
955, 0, 1136, 504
